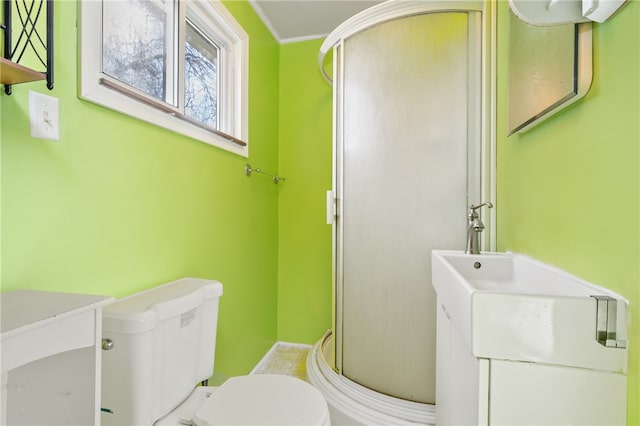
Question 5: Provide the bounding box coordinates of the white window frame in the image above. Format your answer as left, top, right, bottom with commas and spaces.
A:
78, 0, 249, 157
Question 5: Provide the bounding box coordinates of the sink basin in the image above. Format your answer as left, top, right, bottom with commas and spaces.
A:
431, 250, 628, 373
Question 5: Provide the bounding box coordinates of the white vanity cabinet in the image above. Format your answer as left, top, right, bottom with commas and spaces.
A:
436, 300, 627, 425
1, 290, 112, 425
435, 301, 489, 425
432, 251, 629, 426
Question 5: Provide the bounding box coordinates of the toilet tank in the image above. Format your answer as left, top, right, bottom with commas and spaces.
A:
101, 278, 223, 426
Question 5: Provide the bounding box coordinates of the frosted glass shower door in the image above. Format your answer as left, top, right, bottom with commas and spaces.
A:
336, 12, 481, 404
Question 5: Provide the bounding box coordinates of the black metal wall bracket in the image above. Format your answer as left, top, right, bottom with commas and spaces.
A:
2, 0, 54, 95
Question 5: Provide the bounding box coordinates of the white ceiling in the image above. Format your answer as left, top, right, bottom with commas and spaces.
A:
249, 0, 384, 44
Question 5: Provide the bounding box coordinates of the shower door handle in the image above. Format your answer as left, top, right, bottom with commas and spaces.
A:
327, 190, 337, 224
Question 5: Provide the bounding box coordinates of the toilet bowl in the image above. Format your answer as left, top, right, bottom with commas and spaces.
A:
100, 278, 330, 426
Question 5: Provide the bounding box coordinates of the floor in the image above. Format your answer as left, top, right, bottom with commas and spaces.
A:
250, 342, 311, 381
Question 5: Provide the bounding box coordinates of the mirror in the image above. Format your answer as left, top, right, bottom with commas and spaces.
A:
507, 11, 592, 135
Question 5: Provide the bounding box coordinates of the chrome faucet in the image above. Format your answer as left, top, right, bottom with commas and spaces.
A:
465, 202, 493, 255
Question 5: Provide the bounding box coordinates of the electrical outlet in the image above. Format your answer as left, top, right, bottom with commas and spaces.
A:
29, 91, 60, 141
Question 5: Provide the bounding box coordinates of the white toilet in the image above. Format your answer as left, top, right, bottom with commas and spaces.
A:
100, 278, 330, 426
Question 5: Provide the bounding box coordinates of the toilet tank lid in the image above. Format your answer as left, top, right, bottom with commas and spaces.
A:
103, 278, 223, 334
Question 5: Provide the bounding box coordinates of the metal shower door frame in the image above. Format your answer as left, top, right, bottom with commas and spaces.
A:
326, 0, 496, 389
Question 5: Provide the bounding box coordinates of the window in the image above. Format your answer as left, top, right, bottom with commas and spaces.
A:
79, 0, 248, 156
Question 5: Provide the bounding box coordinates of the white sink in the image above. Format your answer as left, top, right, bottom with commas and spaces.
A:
431, 250, 628, 373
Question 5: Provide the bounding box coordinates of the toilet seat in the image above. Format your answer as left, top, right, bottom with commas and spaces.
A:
193, 374, 330, 426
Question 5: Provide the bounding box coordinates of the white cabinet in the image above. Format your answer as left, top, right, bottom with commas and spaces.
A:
489, 359, 626, 425
435, 298, 627, 426
436, 301, 489, 425
1, 290, 112, 425
432, 251, 629, 425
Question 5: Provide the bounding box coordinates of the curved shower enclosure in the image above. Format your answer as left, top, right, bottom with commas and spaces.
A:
308, 1, 495, 424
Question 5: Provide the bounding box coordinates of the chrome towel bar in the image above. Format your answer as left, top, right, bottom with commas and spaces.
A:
244, 164, 285, 184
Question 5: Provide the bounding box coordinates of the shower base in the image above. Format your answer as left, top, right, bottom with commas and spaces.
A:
306, 331, 436, 425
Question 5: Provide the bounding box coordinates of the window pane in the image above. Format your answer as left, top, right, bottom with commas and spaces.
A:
185, 20, 219, 129
102, 0, 171, 102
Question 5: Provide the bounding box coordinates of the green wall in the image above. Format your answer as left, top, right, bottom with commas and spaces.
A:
277, 39, 333, 343
496, 1, 639, 423
1, 0, 280, 380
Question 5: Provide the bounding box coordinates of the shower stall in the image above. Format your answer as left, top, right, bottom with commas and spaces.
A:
308, 1, 495, 424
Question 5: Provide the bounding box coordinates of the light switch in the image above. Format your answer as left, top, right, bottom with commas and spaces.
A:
29, 91, 60, 141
